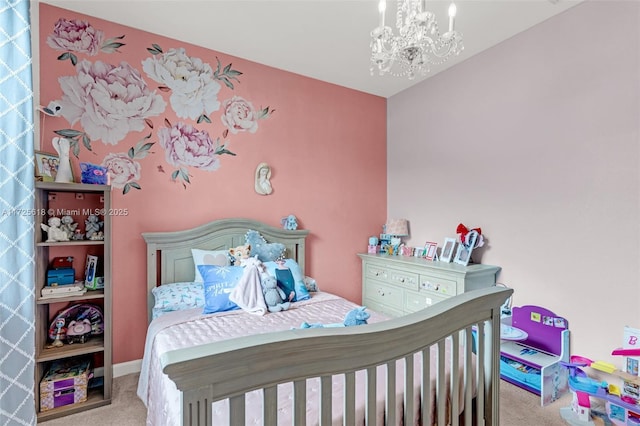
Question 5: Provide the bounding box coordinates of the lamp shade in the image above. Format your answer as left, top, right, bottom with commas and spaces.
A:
385, 219, 409, 236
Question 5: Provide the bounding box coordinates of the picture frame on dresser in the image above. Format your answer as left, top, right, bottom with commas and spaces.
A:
423, 241, 438, 260
440, 237, 457, 262
453, 232, 477, 266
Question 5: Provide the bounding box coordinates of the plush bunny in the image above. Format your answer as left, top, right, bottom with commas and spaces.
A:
280, 214, 298, 230
262, 275, 290, 313
299, 306, 370, 329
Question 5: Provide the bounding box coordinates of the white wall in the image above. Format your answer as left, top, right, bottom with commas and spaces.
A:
387, 1, 639, 363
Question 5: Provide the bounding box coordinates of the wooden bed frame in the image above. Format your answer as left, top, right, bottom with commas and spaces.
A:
142, 218, 511, 426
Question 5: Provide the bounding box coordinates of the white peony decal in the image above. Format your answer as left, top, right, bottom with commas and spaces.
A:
57, 59, 166, 145
142, 47, 222, 121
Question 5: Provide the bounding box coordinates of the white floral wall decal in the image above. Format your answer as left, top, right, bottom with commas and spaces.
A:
47, 18, 125, 65
43, 19, 275, 195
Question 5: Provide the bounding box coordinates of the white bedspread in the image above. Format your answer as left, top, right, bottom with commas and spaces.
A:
137, 292, 469, 425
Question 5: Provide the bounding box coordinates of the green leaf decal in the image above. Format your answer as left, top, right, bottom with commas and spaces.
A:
69, 53, 77, 66
57, 52, 70, 61
152, 43, 163, 53
128, 147, 135, 159
82, 134, 92, 151
171, 170, 180, 181
197, 114, 211, 124
54, 129, 83, 137
129, 182, 141, 190
123, 183, 131, 194
71, 140, 80, 158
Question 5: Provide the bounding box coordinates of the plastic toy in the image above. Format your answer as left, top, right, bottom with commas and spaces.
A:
560, 351, 640, 426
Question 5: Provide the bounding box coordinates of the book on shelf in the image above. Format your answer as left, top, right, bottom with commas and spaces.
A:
40, 281, 86, 299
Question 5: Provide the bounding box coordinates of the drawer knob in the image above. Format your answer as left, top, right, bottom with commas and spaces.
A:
377, 289, 385, 296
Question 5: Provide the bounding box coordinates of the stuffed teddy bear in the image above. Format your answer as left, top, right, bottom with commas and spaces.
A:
280, 214, 298, 231
229, 244, 251, 265
41, 217, 69, 242
262, 274, 291, 313
245, 230, 286, 262
299, 306, 370, 329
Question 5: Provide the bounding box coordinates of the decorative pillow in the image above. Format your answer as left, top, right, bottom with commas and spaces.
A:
245, 230, 286, 262
264, 259, 310, 302
191, 249, 231, 282
151, 282, 205, 319
198, 265, 244, 314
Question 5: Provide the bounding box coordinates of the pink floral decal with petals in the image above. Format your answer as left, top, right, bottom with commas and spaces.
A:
47, 18, 104, 56
220, 96, 258, 134
158, 122, 221, 171
57, 59, 166, 145
101, 152, 141, 189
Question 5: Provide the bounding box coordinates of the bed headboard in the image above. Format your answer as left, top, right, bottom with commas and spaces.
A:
142, 218, 309, 322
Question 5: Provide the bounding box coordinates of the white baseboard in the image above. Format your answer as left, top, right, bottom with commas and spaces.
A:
113, 359, 142, 378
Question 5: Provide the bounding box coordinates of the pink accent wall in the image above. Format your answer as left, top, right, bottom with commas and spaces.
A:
39, 3, 387, 363
388, 1, 639, 363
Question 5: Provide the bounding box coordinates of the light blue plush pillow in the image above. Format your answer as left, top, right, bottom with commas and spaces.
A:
264, 259, 310, 302
198, 265, 244, 314
245, 230, 286, 262
151, 282, 205, 319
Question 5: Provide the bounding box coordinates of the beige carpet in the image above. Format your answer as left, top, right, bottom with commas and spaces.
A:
40, 373, 570, 425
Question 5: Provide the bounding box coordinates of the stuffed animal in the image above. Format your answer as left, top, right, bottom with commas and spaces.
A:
85, 214, 104, 239
262, 274, 291, 313
60, 215, 78, 239
280, 214, 298, 231
245, 229, 285, 262
229, 244, 252, 265
343, 306, 370, 326
299, 306, 370, 329
41, 217, 69, 242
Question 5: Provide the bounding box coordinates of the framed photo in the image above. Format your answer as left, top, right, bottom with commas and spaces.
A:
454, 231, 478, 266
34, 151, 60, 182
424, 241, 438, 260
440, 237, 457, 263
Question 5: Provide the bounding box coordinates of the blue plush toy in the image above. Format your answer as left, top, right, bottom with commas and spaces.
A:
299, 306, 370, 329
245, 229, 286, 262
281, 215, 298, 231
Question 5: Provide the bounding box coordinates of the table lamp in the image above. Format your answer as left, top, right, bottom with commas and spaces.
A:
384, 218, 409, 246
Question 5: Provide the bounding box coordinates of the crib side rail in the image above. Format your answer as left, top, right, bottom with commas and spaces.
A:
163, 286, 511, 426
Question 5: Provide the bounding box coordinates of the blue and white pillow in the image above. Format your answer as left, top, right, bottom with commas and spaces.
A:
152, 282, 205, 319
198, 265, 244, 314
264, 259, 310, 302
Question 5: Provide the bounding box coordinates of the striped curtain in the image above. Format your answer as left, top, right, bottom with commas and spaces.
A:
0, 0, 36, 425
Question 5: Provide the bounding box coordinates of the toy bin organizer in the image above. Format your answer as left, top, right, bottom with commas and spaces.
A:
499, 305, 570, 406
40, 356, 92, 412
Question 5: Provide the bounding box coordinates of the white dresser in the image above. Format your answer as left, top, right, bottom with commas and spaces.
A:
358, 253, 501, 317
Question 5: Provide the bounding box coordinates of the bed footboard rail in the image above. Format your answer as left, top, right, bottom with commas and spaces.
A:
162, 286, 512, 426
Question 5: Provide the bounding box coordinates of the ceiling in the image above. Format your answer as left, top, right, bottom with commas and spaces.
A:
38, 0, 582, 98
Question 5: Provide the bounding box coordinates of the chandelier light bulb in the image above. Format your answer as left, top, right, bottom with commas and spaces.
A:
448, 2, 457, 32
378, 0, 386, 28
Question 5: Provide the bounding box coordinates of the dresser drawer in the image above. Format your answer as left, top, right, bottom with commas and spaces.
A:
404, 290, 448, 312
363, 281, 403, 311
387, 268, 419, 290
419, 274, 458, 297
365, 263, 389, 282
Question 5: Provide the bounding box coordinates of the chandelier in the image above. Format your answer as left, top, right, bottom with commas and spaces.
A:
370, 0, 464, 79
